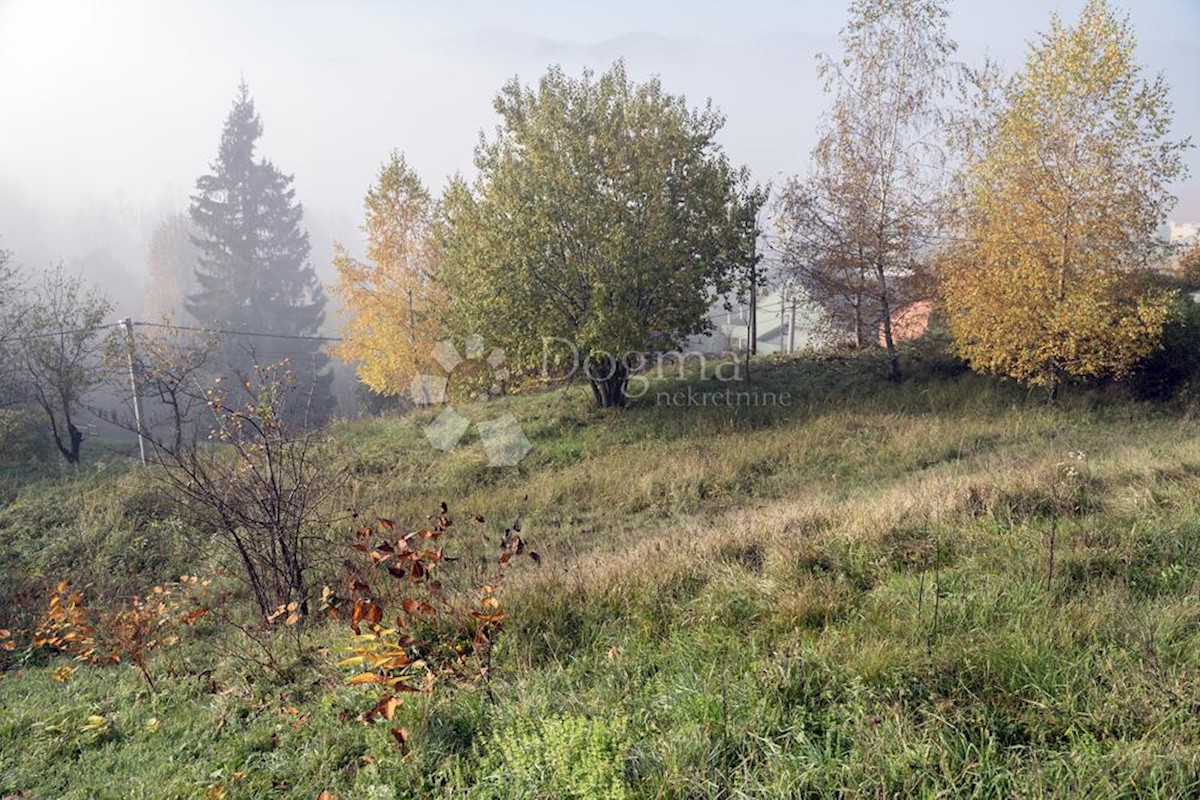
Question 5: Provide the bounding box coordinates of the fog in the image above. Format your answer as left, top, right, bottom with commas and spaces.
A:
1, 0, 1197, 325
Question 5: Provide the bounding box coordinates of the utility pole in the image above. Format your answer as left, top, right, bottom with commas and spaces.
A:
748, 257, 757, 356
120, 318, 147, 465
787, 295, 798, 354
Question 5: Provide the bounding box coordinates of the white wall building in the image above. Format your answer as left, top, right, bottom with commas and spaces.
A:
686, 287, 822, 355
1169, 220, 1199, 245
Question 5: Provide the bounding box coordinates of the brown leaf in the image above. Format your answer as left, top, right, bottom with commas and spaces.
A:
317, 791, 340, 800
350, 600, 383, 635
390, 727, 409, 750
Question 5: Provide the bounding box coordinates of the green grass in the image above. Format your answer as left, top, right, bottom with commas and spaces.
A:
5, 348, 1200, 797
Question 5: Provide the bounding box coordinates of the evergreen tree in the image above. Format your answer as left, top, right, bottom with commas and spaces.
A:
187, 81, 333, 423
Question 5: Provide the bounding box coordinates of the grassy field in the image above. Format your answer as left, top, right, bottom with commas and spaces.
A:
4, 347, 1200, 798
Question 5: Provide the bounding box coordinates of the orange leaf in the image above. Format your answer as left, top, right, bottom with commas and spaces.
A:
364, 694, 403, 723
182, 608, 209, 625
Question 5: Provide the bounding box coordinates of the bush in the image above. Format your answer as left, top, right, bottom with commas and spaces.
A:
476, 714, 630, 799
1129, 294, 1200, 400
0, 409, 53, 465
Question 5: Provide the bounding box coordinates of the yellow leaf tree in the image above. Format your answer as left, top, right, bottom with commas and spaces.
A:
333, 152, 442, 395
1177, 241, 1200, 288
940, 0, 1189, 399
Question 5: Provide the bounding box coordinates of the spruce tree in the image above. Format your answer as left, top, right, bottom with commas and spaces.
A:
187, 81, 333, 423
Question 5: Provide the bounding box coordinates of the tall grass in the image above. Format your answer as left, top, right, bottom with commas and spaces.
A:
5, 349, 1200, 797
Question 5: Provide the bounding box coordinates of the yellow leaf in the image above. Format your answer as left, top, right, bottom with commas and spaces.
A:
347, 672, 386, 686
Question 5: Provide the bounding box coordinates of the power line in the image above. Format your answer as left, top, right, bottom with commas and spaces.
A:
5, 323, 122, 342
5, 319, 342, 347
134, 320, 343, 342
761, 229, 1193, 252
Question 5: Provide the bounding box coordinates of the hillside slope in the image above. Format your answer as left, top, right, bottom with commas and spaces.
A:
4, 351, 1200, 798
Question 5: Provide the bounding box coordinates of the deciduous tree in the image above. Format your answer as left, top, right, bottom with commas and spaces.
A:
779, 0, 955, 374
20, 265, 112, 464
939, 0, 1189, 399
0, 248, 25, 406
437, 62, 762, 407
141, 213, 197, 321
333, 152, 442, 396
1177, 241, 1200, 288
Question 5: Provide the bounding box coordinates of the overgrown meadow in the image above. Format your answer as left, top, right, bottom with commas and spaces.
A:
4, 346, 1200, 798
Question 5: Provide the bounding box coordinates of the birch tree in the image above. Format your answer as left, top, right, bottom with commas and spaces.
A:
939, 0, 1188, 399
779, 0, 955, 374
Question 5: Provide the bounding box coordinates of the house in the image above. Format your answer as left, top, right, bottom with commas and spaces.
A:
880, 300, 935, 347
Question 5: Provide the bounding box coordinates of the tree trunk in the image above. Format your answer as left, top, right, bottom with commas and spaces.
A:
875, 261, 900, 381
853, 293, 864, 349
45, 407, 82, 464
67, 422, 83, 464
587, 356, 628, 408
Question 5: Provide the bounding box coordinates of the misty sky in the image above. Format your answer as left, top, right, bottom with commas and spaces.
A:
1, 0, 1197, 319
